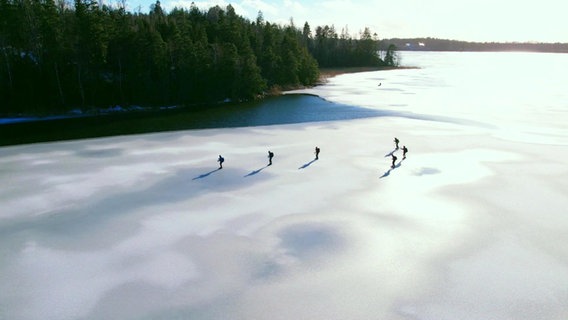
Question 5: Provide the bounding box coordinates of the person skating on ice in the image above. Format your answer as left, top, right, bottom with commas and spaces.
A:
402, 145, 408, 159
217, 155, 224, 169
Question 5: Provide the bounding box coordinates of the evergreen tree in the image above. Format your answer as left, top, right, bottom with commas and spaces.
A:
384, 44, 399, 67
0, 0, 16, 112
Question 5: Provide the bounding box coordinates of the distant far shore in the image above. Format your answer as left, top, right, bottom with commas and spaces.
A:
380, 38, 568, 53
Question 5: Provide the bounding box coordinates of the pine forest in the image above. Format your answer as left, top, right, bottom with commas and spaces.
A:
0, 0, 397, 115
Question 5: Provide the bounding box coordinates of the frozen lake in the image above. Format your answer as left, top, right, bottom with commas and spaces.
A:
299, 51, 568, 144
1, 51, 567, 320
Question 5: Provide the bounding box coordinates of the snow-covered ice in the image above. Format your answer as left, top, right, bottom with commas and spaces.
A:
1, 52, 567, 320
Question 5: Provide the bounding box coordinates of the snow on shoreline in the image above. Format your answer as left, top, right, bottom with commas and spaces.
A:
0, 105, 168, 125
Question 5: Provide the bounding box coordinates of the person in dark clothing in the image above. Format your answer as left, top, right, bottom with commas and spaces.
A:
391, 154, 397, 168
394, 137, 400, 150
268, 151, 274, 165
315, 146, 320, 160
402, 146, 408, 159
217, 155, 224, 169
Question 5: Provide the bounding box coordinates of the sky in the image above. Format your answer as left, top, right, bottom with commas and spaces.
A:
120, 0, 568, 43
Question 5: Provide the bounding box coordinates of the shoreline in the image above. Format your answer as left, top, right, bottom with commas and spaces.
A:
0, 66, 409, 124
0, 66, 414, 146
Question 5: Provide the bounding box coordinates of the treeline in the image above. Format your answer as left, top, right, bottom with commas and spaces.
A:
0, 0, 394, 115
383, 37, 568, 53
307, 24, 398, 68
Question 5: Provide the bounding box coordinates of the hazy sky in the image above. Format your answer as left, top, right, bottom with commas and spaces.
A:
123, 0, 567, 43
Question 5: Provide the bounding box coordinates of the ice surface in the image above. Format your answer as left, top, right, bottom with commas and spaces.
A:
1, 52, 567, 320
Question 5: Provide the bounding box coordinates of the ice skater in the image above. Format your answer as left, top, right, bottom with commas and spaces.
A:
394, 137, 400, 150
391, 154, 397, 168
217, 155, 224, 169
315, 146, 320, 160
402, 145, 408, 159
268, 150, 274, 166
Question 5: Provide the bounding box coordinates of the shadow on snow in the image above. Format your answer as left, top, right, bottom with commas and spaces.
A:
384, 148, 398, 157
380, 158, 404, 179
244, 165, 270, 177
299, 158, 318, 169
192, 168, 221, 180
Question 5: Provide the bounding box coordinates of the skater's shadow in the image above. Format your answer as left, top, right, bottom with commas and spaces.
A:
192, 168, 221, 180
299, 159, 318, 169
379, 159, 404, 179
379, 168, 392, 178
384, 148, 398, 157
244, 165, 269, 177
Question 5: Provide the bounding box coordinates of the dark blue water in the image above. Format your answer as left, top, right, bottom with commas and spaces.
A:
185, 94, 382, 128
201, 94, 490, 129
0, 94, 383, 146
